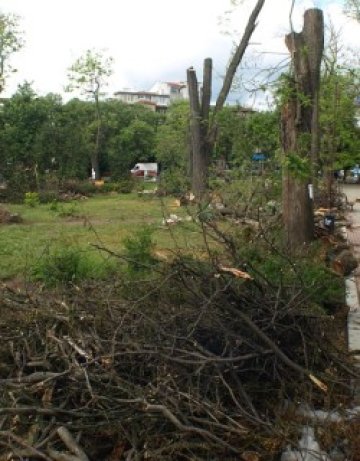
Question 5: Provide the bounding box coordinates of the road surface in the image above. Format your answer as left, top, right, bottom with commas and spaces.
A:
340, 183, 360, 204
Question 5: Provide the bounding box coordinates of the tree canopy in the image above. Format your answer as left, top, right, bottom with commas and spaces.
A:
0, 12, 24, 93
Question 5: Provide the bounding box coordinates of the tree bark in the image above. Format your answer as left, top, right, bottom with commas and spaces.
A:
281, 8, 324, 250
187, 0, 266, 198
187, 67, 206, 197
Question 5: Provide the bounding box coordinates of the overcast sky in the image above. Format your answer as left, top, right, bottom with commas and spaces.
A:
1, 0, 359, 106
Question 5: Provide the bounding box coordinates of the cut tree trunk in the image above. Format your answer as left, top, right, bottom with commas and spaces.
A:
187, 0, 266, 198
281, 8, 324, 250
187, 67, 207, 197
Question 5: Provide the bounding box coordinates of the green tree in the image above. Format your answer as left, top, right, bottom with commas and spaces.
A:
108, 118, 156, 179
0, 83, 63, 193
52, 98, 93, 178
155, 100, 190, 171
0, 12, 24, 93
66, 49, 113, 179
216, 108, 279, 168
319, 22, 360, 171
320, 72, 360, 171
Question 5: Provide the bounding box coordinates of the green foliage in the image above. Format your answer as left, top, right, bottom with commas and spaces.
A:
122, 226, 156, 274
24, 192, 40, 207
1, 166, 36, 202
0, 12, 24, 93
39, 191, 59, 204
32, 242, 116, 286
32, 245, 88, 285
282, 152, 311, 180
101, 179, 134, 194
56, 202, 81, 218
61, 179, 97, 196
66, 49, 113, 99
274, 73, 311, 109
0, 86, 160, 189
108, 119, 156, 179
155, 101, 190, 171
0, 194, 190, 280
158, 168, 190, 196
0, 84, 65, 184
320, 70, 360, 169
215, 107, 280, 167
236, 237, 344, 313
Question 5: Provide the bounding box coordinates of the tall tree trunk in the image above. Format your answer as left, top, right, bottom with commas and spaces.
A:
187, 0, 266, 198
187, 67, 206, 197
281, 8, 324, 250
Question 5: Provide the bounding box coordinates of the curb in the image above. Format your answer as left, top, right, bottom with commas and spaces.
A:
342, 224, 360, 406
341, 226, 360, 354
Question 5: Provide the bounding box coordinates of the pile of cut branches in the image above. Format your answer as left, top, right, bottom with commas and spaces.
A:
0, 234, 357, 461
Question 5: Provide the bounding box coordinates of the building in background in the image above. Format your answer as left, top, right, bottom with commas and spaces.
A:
113, 81, 189, 112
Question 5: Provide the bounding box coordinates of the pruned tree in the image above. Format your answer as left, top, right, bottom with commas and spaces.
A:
281, 9, 324, 250
0, 12, 24, 94
187, 0, 266, 197
66, 49, 113, 180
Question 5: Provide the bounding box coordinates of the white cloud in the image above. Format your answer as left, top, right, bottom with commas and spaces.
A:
0, 0, 358, 103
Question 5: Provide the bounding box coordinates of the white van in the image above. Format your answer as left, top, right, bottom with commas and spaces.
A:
130, 163, 158, 180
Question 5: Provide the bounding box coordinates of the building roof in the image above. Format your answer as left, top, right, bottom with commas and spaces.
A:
165, 82, 186, 89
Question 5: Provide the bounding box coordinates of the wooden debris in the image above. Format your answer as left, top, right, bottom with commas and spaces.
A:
218, 265, 253, 280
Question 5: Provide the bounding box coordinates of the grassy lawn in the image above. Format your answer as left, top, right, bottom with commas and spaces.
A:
0, 193, 205, 280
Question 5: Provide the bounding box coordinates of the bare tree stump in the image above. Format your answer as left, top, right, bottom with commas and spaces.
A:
281, 8, 324, 250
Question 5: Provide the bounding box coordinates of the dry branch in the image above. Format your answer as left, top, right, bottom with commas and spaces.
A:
214, 0, 266, 115
0, 220, 355, 459
56, 427, 89, 461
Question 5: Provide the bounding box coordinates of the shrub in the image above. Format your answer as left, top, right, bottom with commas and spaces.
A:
48, 199, 82, 218
158, 169, 189, 196
4, 169, 37, 203
60, 179, 97, 196
101, 179, 134, 194
32, 244, 104, 286
48, 200, 60, 212
32, 243, 119, 285
76, 181, 98, 196
122, 226, 157, 274
33, 246, 82, 285
39, 190, 60, 204
24, 192, 40, 207
56, 202, 81, 218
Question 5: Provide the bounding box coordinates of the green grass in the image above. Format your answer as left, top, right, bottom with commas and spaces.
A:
0, 193, 204, 280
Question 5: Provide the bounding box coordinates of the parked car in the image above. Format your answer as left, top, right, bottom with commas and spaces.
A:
344, 166, 360, 184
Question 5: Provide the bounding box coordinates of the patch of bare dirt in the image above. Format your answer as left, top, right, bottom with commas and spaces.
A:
0, 205, 22, 224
